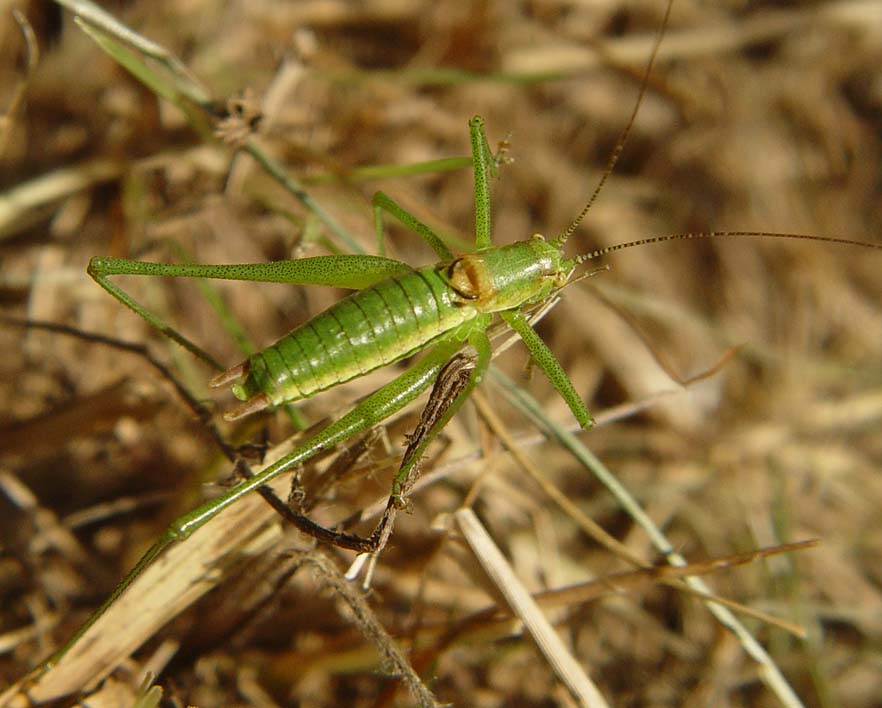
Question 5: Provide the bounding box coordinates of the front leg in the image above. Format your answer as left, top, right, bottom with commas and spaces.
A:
501, 309, 594, 429
372, 191, 455, 260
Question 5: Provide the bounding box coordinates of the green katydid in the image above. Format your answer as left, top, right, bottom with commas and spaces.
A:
60, 114, 882, 677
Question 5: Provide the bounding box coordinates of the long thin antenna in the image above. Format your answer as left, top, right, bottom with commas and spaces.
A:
574, 231, 882, 264
556, 0, 674, 247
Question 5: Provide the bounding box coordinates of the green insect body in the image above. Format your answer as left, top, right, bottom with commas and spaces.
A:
215, 237, 575, 420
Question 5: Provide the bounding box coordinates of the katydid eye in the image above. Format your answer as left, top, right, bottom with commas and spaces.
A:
446, 258, 480, 300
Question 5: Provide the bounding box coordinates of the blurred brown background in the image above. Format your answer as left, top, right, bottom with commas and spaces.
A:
1, 1, 881, 706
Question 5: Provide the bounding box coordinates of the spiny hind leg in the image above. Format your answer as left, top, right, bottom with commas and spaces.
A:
249, 348, 484, 558
226, 334, 469, 553
87, 256, 225, 370
358, 328, 492, 571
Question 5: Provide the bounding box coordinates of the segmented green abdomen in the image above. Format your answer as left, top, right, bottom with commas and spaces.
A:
238, 265, 476, 406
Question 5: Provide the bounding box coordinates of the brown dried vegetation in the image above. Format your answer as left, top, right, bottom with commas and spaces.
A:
1, 1, 881, 706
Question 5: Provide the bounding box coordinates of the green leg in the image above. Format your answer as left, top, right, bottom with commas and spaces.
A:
241, 326, 491, 565
374, 116, 508, 257
42, 333, 465, 671
89, 258, 224, 370
350, 324, 491, 562
391, 324, 492, 502
468, 116, 498, 250
372, 191, 454, 260
87, 253, 414, 369
500, 309, 594, 429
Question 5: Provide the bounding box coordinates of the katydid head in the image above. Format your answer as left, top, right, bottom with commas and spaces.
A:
445, 234, 576, 313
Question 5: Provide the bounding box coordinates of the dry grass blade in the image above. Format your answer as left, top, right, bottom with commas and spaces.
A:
435, 539, 817, 657
455, 508, 610, 708
8, 474, 288, 703
471, 390, 816, 635
0, 161, 123, 240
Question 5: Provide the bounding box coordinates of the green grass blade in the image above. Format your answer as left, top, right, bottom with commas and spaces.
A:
71, 20, 212, 141
306, 156, 473, 185
488, 367, 803, 708
55, 0, 210, 104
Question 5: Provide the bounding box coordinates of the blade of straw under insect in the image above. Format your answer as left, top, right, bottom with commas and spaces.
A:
489, 368, 805, 708
455, 507, 610, 708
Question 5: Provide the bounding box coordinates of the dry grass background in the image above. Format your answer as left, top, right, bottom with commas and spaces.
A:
1, 1, 882, 706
